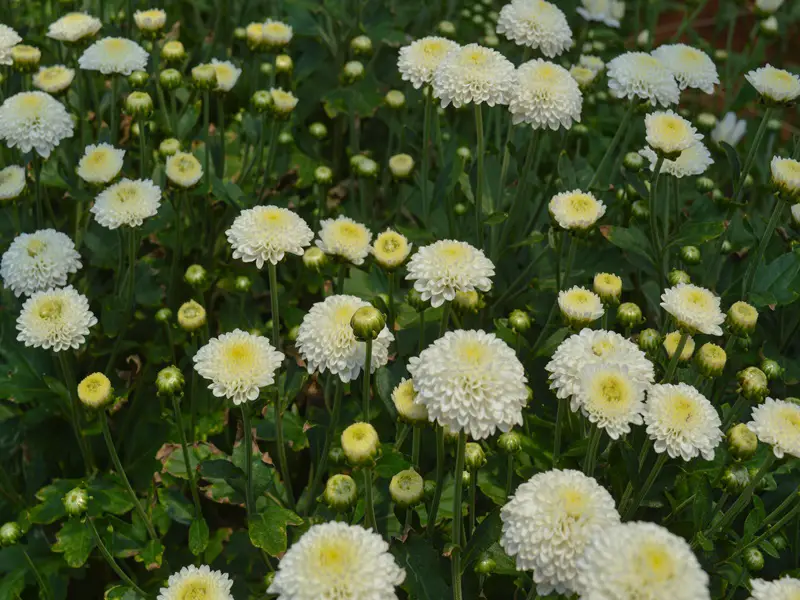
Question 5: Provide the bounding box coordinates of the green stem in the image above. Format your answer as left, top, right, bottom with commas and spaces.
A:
671, 0, 708, 41
172, 396, 203, 520
411, 426, 422, 469
363, 467, 377, 530
474, 103, 486, 249
336, 263, 347, 293
505, 454, 514, 498
217, 95, 226, 178
259, 119, 279, 198
451, 432, 467, 600
497, 130, 540, 258
241, 406, 255, 520
362, 337, 373, 421
553, 399, 565, 468
33, 155, 43, 228
624, 452, 668, 520
662, 330, 688, 383
587, 100, 636, 190
56, 353, 93, 474
303, 378, 343, 516
387, 271, 395, 334
138, 116, 147, 176
88, 519, 149, 597
268, 263, 281, 349
439, 302, 451, 336
726, 496, 800, 561
559, 234, 578, 291
427, 425, 446, 536
22, 550, 50, 600
742, 196, 787, 298
722, 395, 747, 431
110, 76, 118, 144
421, 88, 432, 221
583, 425, 603, 476
648, 155, 665, 269
203, 90, 211, 189
731, 108, 773, 206
100, 412, 157, 540
468, 471, 477, 539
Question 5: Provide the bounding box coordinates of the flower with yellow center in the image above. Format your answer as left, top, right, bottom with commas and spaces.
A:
645, 110, 702, 156
745, 64, 800, 104
77, 143, 125, 185
78, 37, 149, 75
397, 36, 460, 89
316, 216, 373, 265
1, 229, 82, 297
77, 372, 113, 409
269, 87, 298, 116
496, 0, 573, 58
262, 19, 293, 50
663, 330, 695, 361
748, 398, 800, 459
32, 65, 75, 94
47, 13, 102, 43
638, 142, 714, 178
341, 422, 380, 465
607, 52, 680, 107
771, 156, 800, 197
157, 565, 233, 600
268, 522, 405, 599
165, 151, 203, 188
431, 43, 516, 108
644, 383, 722, 461
91, 178, 162, 229
549, 189, 605, 230
558, 286, 605, 327
0, 91, 74, 158
388, 153, 415, 179
226, 205, 313, 268
0, 24, 21, 65
748, 576, 800, 600
652, 44, 719, 94
577, 364, 645, 439
0, 165, 25, 200
576, 521, 710, 600
593, 272, 622, 304
193, 329, 284, 405
134, 9, 167, 33
371, 229, 412, 270
392, 378, 429, 425
210, 59, 242, 92
660, 283, 724, 336
16, 286, 97, 352
509, 59, 583, 130
727, 300, 758, 335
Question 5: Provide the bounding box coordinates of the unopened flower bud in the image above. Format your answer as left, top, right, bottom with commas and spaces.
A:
128, 70, 149, 88
11, 45, 41, 72
497, 431, 523, 454
668, 269, 691, 286
761, 358, 783, 381
162, 40, 186, 63
159, 68, 182, 90
453, 290, 482, 315
177, 300, 207, 332
593, 272, 622, 305
407, 288, 427, 312
309, 122, 328, 140
350, 35, 372, 55
191, 64, 217, 89
234, 275, 252, 293
269, 88, 298, 118
388, 154, 415, 180
234, 27, 246, 40
246, 22, 265, 50
474, 556, 496, 575
713, 49, 728, 63
728, 301, 758, 335
623, 152, 644, 171
737, 367, 768, 402
696, 112, 717, 132
350, 306, 386, 341
278, 131, 293, 145
259, 62, 274, 76
727, 423, 758, 461
695, 343, 726, 377
617, 302, 643, 329
355, 157, 378, 178
323, 474, 358, 512
508, 309, 531, 334
63, 487, 89, 516
437, 20, 456, 36
303, 246, 328, 272
328, 446, 345, 466
766, 117, 782, 133
125, 91, 153, 117
769, 534, 788, 552
743, 547, 764, 571
275, 54, 293, 74
159, 138, 180, 157
342, 60, 365, 84
663, 331, 695, 362
423, 479, 436, 499
155, 307, 172, 323
341, 422, 380, 465
572, 123, 589, 137
393, 379, 428, 425
0, 522, 21, 546
251, 90, 272, 112
638, 328, 661, 352
456, 146, 472, 162
695, 176, 714, 193
389, 469, 424, 507
464, 443, 486, 472
184, 264, 208, 289
156, 365, 185, 398
385, 90, 405, 109
722, 463, 750, 494
77, 372, 113, 409
759, 16, 778, 38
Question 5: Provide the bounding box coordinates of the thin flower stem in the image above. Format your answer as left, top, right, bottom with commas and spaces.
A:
587, 100, 636, 191
732, 108, 773, 205
623, 452, 668, 520
451, 431, 467, 600
217, 95, 226, 178
110, 75, 118, 144
722, 395, 748, 431
742, 196, 787, 298
670, 0, 709, 41
387, 271, 395, 334
726, 497, 800, 562
583, 425, 603, 476
662, 330, 688, 383
203, 91, 211, 190
505, 454, 514, 498
468, 471, 477, 539
259, 119, 279, 199
22, 550, 50, 600
138, 115, 147, 176
363, 467, 377, 530
362, 337, 373, 421
302, 378, 343, 516
421, 88, 432, 221
336, 263, 347, 293
427, 425, 446, 537
241, 406, 255, 520
57, 353, 93, 474
172, 396, 203, 521
474, 103, 486, 249
33, 155, 42, 229
648, 155, 665, 274
497, 130, 540, 258
100, 412, 158, 540
88, 518, 149, 597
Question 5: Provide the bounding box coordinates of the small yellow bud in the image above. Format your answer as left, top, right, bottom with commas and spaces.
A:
663, 331, 695, 362
177, 300, 207, 332
77, 372, 113, 409
323, 474, 358, 512
389, 469, 424, 507
392, 379, 428, 425
341, 422, 380, 465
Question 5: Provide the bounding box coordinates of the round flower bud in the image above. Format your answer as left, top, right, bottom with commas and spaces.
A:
313, 165, 333, 186
341, 422, 380, 466
275, 54, 293, 74
355, 157, 378, 179
696, 112, 717, 132
385, 90, 405, 109
159, 138, 180, 157
245, 23, 265, 50
464, 443, 486, 472
11, 45, 41, 73
328, 446, 345, 466
159, 68, 182, 90
623, 152, 644, 171
663, 331, 695, 362
177, 299, 207, 332
760, 358, 783, 381
508, 309, 531, 334
474, 556, 496, 575
234, 275, 252, 293
722, 464, 750, 494
631, 200, 649, 220
389, 469, 424, 508
452, 290, 482, 315
721, 240, 733, 254
406, 288, 427, 312
350, 306, 386, 341
388, 154, 415, 180
437, 20, 456, 37
680, 245, 701, 265
423, 479, 436, 499
572, 123, 589, 138
77, 372, 113, 409
727, 423, 758, 461
287, 325, 300, 343
233, 27, 246, 40
743, 174, 754, 189
269, 88, 298, 118
767, 118, 782, 132
497, 431, 522, 455
259, 62, 274, 76
63, 487, 89, 516
279, 132, 294, 146
342, 60, 365, 83
714, 49, 728, 62
392, 379, 428, 425
0, 522, 22, 547
462, 470, 472, 486
728, 301, 758, 335
128, 70, 149, 88
162, 40, 186, 63
309, 122, 328, 140
453, 202, 468, 215
323, 474, 358, 512
792, 205, 800, 229
737, 367, 768, 402
456, 146, 472, 162
711, 189, 727, 205
769, 534, 788, 552
350, 35, 372, 55
125, 91, 153, 117
668, 269, 691, 286
693, 342, 726, 378
695, 176, 714, 193
191, 64, 217, 89
743, 547, 764, 572
759, 16, 778, 38
155, 307, 172, 323
156, 365, 185, 398
617, 302, 643, 328
302, 246, 328, 273
593, 272, 622, 305
638, 328, 661, 352
483, 33, 499, 47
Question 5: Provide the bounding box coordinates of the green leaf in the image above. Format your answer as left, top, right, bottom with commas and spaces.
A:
255, 409, 310, 452
391, 535, 450, 600
719, 141, 741, 188
0, 569, 27, 600
484, 212, 508, 226
602, 226, 653, 261
374, 445, 411, 479
463, 509, 502, 568
668, 221, 726, 248
248, 504, 303, 556
52, 519, 94, 568
623, 169, 650, 200
750, 248, 800, 307
133, 539, 164, 571
558, 151, 577, 188
189, 518, 210, 556
28, 479, 78, 524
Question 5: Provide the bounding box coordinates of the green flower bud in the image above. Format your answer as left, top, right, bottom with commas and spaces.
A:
695, 112, 717, 132
482, 33, 498, 46
668, 269, 691, 286
158, 68, 182, 91
278, 131, 294, 145
155, 307, 173, 323
0, 522, 22, 546
128, 70, 149, 88
743, 174, 754, 189
355, 157, 378, 178
251, 90, 272, 113
638, 328, 661, 352
737, 367, 769, 403
234, 27, 246, 40
462, 470, 472, 486
714, 49, 728, 63
406, 288, 427, 312
63, 487, 89, 516
328, 446, 345, 466
287, 325, 300, 343
572, 123, 589, 137
389, 469, 424, 508
759, 16, 778, 38
159, 137, 181, 157
498, 431, 523, 455
11, 45, 41, 72
125, 91, 153, 117
721, 240, 733, 254
617, 302, 643, 329
77, 372, 113, 409
275, 54, 293, 74
350, 35, 372, 55
341, 422, 380, 465
423, 479, 436, 500
743, 547, 764, 571
760, 358, 783, 381
631, 200, 649, 220
474, 556, 496, 575
593, 272, 622, 305
191, 64, 217, 89
385, 90, 406, 109
680, 245, 701, 265
303, 247, 328, 273
323, 474, 358, 512
464, 443, 487, 472
711, 188, 727, 205
161, 40, 186, 63
769, 534, 787, 552
342, 60, 365, 83
453, 290, 482, 315
695, 176, 714, 193
727, 423, 758, 461
388, 154, 415, 180
313, 165, 333, 185
260, 62, 274, 76
456, 146, 472, 162
722, 463, 750, 494
156, 365, 185, 398
623, 152, 644, 171
766, 117, 782, 132
184, 264, 208, 289
350, 306, 386, 341
695, 343, 726, 377
177, 300, 207, 332
508, 309, 531, 334
437, 20, 456, 37
309, 122, 328, 140
454, 202, 468, 216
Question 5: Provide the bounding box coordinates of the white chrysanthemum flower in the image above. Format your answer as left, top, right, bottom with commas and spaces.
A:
577, 364, 645, 439
645, 110, 702, 155
579, 55, 605, 73
47, 13, 101, 43
32, 65, 75, 94
639, 142, 714, 178
771, 156, 800, 196
558, 287, 604, 327
500, 469, 620, 596
133, 9, 166, 32
157, 565, 233, 600
316, 216, 372, 266
0, 91, 74, 158
0, 24, 22, 65
77, 143, 125, 185
711, 112, 746, 147
16, 286, 97, 352
405, 239, 494, 308
226, 205, 314, 268
546, 329, 655, 409
397, 36, 460, 89
607, 52, 680, 107
210, 59, 242, 92
576, 521, 710, 600
644, 383, 722, 461
431, 43, 516, 108
495, 0, 572, 58
748, 398, 800, 459
651, 44, 719, 94
508, 59, 582, 130
745, 64, 800, 104
754, 0, 785, 14
0, 165, 26, 200
262, 19, 293, 48
549, 189, 605, 230
748, 576, 800, 600
268, 522, 405, 600
660, 283, 724, 336
90, 178, 161, 229
407, 329, 527, 439
193, 329, 284, 405
1, 229, 82, 298
296, 295, 393, 383
577, 0, 625, 27
78, 37, 148, 75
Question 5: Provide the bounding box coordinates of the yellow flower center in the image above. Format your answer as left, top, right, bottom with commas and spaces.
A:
639, 543, 676, 582
115, 184, 139, 204
27, 239, 46, 257
680, 47, 702, 63
565, 194, 595, 217
684, 289, 710, 309
667, 395, 696, 425
223, 341, 256, 372
176, 157, 196, 173
565, 290, 593, 306
592, 373, 627, 405
316, 540, 354, 575
88, 149, 110, 166
654, 115, 689, 144
640, 55, 661, 69
19, 94, 44, 118
78, 374, 111, 403
592, 339, 615, 357
264, 23, 288, 36
560, 488, 587, 518
422, 40, 446, 57
139, 10, 162, 20
333, 222, 366, 243
465, 49, 487, 66
335, 305, 356, 325
179, 581, 208, 600
37, 298, 64, 320
537, 64, 558, 81
780, 408, 800, 432
39, 67, 63, 83
259, 208, 286, 226
63, 13, 87, 26
772, 70, 793, 84
105, 38, 127, 55
458, 340, 487, 364
438, 242, 469, 264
